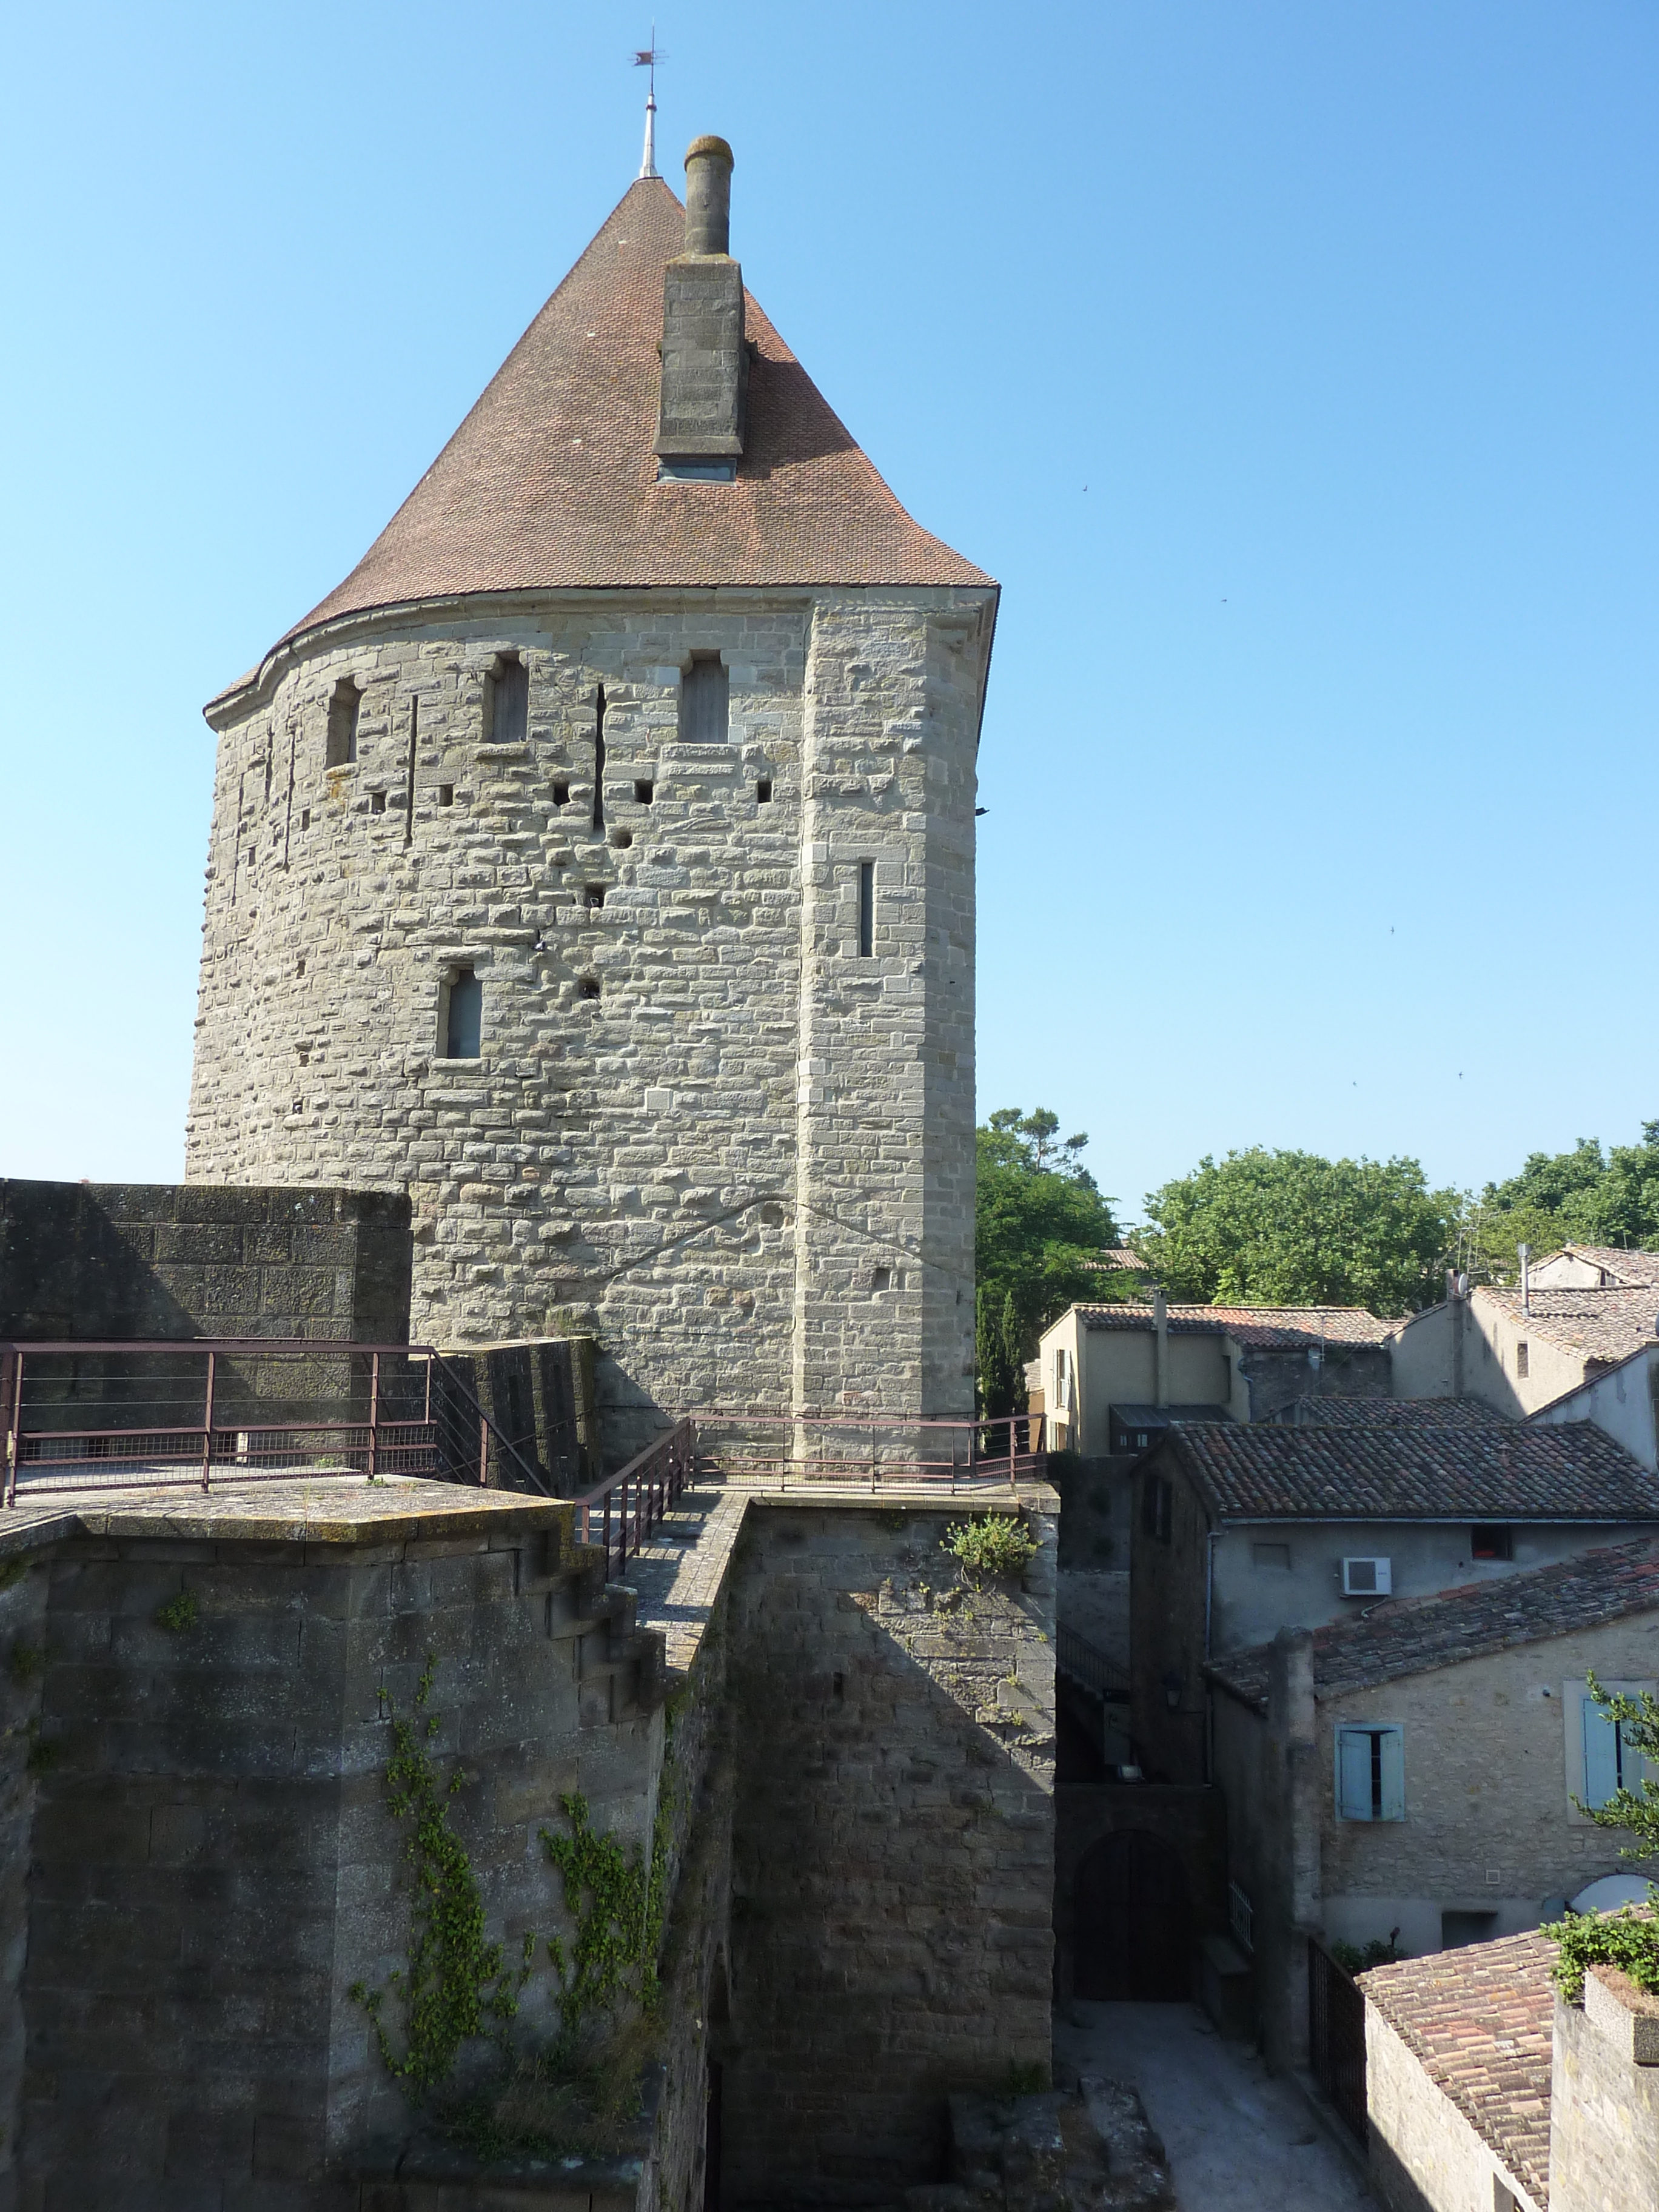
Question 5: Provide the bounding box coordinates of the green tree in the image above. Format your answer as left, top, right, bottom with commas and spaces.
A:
1134, 1148, 1458, 1316
1469, 1123, 1659, 1279
974, 1109, 1120, 1407
1543, 1674, 1659, 2000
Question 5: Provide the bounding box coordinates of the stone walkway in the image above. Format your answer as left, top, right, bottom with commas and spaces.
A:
1054, 2002, 1371, 2210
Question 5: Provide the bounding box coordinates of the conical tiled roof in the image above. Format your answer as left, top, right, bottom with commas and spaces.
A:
284, 176, 991, 648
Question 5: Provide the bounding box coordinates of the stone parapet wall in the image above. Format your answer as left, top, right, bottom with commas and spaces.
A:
0, 1180, 412, 1345
722, 1497, 1056, 2206
1550, 1972, 1659, 2212
185, 586, 990, 1442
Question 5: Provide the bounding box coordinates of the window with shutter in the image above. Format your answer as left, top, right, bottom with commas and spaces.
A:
1583, 1697, 1623, 1809
1336, 1725, 1405, 1820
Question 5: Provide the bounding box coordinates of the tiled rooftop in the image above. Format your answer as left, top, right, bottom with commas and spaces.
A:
1358, 1929, 1555, 2208
1074, 1304, 1393, 1349
1540, 1244, 1659, 1287
221, 176, 989, 695
1164, 1419, 1659, 1522
1269, 1395, 1509, 1430
1482, 1282, 1659, 1366
1207, 1536, 1659, 1709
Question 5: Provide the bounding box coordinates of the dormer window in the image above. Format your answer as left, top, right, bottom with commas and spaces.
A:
487, 654, 528, 746
680, 654, 728, 744
326, 679, 361, 767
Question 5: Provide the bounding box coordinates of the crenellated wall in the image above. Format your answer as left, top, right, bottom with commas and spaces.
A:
186, 588, 989, 1450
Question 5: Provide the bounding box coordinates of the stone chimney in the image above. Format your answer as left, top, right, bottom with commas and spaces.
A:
655, 135, 747, 474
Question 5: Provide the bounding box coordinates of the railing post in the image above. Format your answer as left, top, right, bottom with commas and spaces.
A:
602, 1488, 613, 1580
3, 1349, 21, 1508
479, 1412, 489, 1488
367, 1352, 380, 1484
201, 1351, 217, 1494
1008, 1414, 1017, 1487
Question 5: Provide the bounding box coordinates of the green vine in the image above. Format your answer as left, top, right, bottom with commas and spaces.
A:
350, 1657, 534, 2098
155, 1590, 199, 1632
1544, 1902, 1659, 2003
540, 1793, 669, 2063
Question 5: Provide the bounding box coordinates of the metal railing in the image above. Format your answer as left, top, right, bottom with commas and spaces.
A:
688, 1410, 1047, 1489
574, 1418, 697, 1583
1056, 1622, 1130, 1704
1308, 1936, 1368, 2144
0, 1339, 551, 1503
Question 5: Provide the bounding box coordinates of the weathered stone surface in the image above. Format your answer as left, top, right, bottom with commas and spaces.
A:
184, 589, 992, 1460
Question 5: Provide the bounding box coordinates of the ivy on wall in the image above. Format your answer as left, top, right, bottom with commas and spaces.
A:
542, 1792, 669, 2063
350, 1657, 534, 2097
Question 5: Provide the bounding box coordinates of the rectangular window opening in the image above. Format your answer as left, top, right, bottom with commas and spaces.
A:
680, 653, 729, 745
579, 977, 601, 1000
634, 779, 654, 805
552, 778, 570, 806
1141, 1472, 1172, 1544
488, 654, 528, 746
370, 789, 387, 814
300, 808, 310, 831
326, 677, 361, 768
1516, 1341, 1530, 1378
1470, 1526, 1513, 1561
872, 1266, 892, 1293
1336, 1725, 1405, 1820
443, 968, 481, 1059
1441, 1909, 1498, 1951
857, 860, 874, 958
438, 784, 454, 808
757, 778, 773, 803
585, 885, 606, 910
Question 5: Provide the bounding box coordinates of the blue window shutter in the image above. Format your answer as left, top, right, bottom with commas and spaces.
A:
1338, 1730, 1373, 1820
1379, 1729, 1406, 1821
1584, 1698, 1621, 1809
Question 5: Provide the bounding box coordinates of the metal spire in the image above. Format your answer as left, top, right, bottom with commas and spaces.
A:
633, 28, 665, 179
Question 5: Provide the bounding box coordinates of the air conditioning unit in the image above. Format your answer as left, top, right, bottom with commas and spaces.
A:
1342, 1557, 1392, 1597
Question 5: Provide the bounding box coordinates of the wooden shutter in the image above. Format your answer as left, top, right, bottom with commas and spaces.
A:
1337, 1730, 1373, 1821
1378, 1729, 1406, 1821
1583, 1696, 1621, 1809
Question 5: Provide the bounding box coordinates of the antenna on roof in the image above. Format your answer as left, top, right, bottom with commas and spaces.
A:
634, 27, 666, 179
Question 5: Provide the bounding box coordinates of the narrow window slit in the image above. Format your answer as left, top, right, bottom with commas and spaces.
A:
326, 678, 361, 767
857, 861, 874, 958
592, 688, 606, 831
488, 654, 528, 745
444, 969, 481, 1059
756, 778, 772, 803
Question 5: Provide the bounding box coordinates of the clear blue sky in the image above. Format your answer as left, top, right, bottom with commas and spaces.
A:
3, 1, 1656, 1225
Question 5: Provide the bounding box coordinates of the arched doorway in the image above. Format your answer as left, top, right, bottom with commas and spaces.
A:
1073, 1828, 1190, 2000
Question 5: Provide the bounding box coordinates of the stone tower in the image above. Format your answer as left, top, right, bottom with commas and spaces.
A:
186, 139, 996, 1444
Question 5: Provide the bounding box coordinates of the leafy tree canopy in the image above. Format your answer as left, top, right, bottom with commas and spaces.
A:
1134, 1147, 1459, 1316
1466, 1123, 1659, 1281
974, 1110, 1120, 1410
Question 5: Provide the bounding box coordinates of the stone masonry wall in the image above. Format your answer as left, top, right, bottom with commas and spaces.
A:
186, 588, 991, 1458
0, 1181, 412, 1344
1550, 1976, 1659, 2212
721, 1500, 1056, 2208
7, 1489, 670, 2211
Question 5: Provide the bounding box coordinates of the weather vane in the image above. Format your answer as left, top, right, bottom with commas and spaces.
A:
633, 27, 666, 180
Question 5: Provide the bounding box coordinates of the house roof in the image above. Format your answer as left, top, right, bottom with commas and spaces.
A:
1357, 1929, 1555, 2210
217, 176, 990, 703
1205, 1536, 1659, 1709
1481, 1283, 1659, 1366
1540, 1244, 1659, 1288
1269, 1395, 1509, 1430
1161, 1419, 1659, 1524
1072, 1303, 1393, 1349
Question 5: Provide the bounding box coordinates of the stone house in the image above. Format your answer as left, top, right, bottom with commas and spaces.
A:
1037, 1299, 1394, 1455
183, 134, 996, 1452
1395, 1252, 1659, 1432
1205, 1540, 1659, 2072
1130, 1415, 1659, 1785
1360, 1921, 1659, 2212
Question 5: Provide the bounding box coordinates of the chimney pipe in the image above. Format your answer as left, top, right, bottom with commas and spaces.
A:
683, 134, 733, 254
1153, 1287, 1169, 1410
655, 135, 747, 470
1519, 1242, 1530, 1316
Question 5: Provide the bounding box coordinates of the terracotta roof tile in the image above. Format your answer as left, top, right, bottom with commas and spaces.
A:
1482, 1283, 1659, 1365
1546, 1244, 1659, 1287
1358, 1929, 1556, 2207
1165, 1419, 1659, 1523
1074, 1303, 1393, 1349
238, 178, 989, 691
1207, 1536, 1659, 1709
1269, 1396, 1510, 1430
